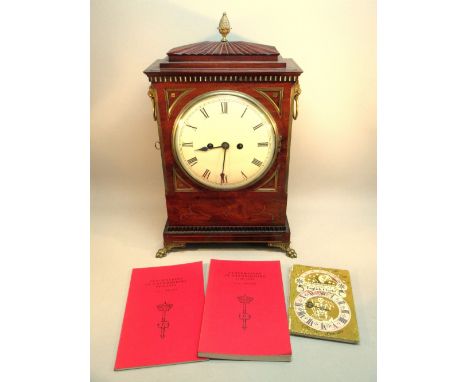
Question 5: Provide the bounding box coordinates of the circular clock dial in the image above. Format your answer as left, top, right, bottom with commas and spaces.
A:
294, 290, 352, 332
172, 91, 278, 190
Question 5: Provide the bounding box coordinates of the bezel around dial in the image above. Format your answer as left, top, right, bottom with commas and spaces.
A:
172, 90, 279, 191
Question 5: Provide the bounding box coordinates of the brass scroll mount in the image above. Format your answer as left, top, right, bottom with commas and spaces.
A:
292, 81, 301, 120
147, 88, 158, 123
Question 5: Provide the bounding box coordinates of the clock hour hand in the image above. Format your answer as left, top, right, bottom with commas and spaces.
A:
194, 143, 220, 151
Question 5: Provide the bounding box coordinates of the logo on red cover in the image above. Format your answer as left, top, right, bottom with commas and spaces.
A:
157, 301, 173, 339
238, 295, 254, 330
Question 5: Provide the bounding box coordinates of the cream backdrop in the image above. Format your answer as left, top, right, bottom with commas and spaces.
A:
91, 0, 376, 381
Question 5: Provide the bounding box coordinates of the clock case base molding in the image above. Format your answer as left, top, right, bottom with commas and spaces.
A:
156, 218, 297, 258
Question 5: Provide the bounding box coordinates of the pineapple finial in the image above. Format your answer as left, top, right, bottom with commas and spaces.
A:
218, 12, 231, 42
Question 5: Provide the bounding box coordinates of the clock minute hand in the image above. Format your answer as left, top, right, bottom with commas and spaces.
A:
219, 141, 230, 184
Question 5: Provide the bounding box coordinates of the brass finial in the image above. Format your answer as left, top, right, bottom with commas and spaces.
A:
218, 12, 231, 42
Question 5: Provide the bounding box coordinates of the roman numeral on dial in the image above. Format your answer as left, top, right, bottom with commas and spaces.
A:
241, 107, 247, 118
182, 142, 193, 147
241, 171, 248, 180
200, 108, 209, 118
257, 142, 269, 147
252, 158, 263, 167
185, 123, 197, 130
252, 123, 263, 131
221, 102, 228, 114
187, 157, 198, 166
202, 169, 211, 179
338, 316, 348, 324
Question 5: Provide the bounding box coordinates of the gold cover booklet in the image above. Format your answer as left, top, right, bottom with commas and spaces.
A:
288, 264, 359, 344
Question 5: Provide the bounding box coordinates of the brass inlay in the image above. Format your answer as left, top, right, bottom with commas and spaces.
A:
255, 169, 278, 192
173, 169, 196, 192
164, 88, 194, 118
255, 88, 284, 116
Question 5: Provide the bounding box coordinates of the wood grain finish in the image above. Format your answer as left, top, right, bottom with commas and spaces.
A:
153, 82, 293, 226
167, 41, 280, 61
144, 38, 302, 250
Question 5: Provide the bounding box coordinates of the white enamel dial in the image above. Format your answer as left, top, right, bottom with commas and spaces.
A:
173, 91, 278, 190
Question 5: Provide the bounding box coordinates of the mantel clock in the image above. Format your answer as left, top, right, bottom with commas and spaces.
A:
144, 13, 303, 258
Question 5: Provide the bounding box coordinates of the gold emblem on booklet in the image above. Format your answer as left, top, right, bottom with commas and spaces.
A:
288, 264, 359, 343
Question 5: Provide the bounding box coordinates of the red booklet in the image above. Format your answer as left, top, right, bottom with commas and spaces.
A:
198, 260, 292, 361
114, 262, 206, 369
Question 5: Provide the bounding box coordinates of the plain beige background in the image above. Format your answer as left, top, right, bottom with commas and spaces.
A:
91, 0, 376, 381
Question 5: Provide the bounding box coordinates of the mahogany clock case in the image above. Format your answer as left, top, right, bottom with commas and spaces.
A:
144, 37, 302, 252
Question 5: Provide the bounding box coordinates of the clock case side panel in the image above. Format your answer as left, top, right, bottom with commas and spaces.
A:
148, 85, 169, 195
153, 81, 295, 227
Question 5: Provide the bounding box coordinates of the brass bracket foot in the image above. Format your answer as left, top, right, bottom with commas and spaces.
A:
268, 242, 297, 258
155, 243, 186, 258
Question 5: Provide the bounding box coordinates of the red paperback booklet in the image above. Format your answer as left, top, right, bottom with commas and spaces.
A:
198, 260, 292, 361
114, 262, 206, 369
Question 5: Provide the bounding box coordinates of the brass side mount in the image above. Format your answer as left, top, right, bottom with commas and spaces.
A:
147, 88, 158, 123
292, 81, 301, 120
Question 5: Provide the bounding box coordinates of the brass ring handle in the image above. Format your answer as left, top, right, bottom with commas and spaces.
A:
147, 89, 157, 122
293, 95, 299, 120
292, 81, 301, 120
